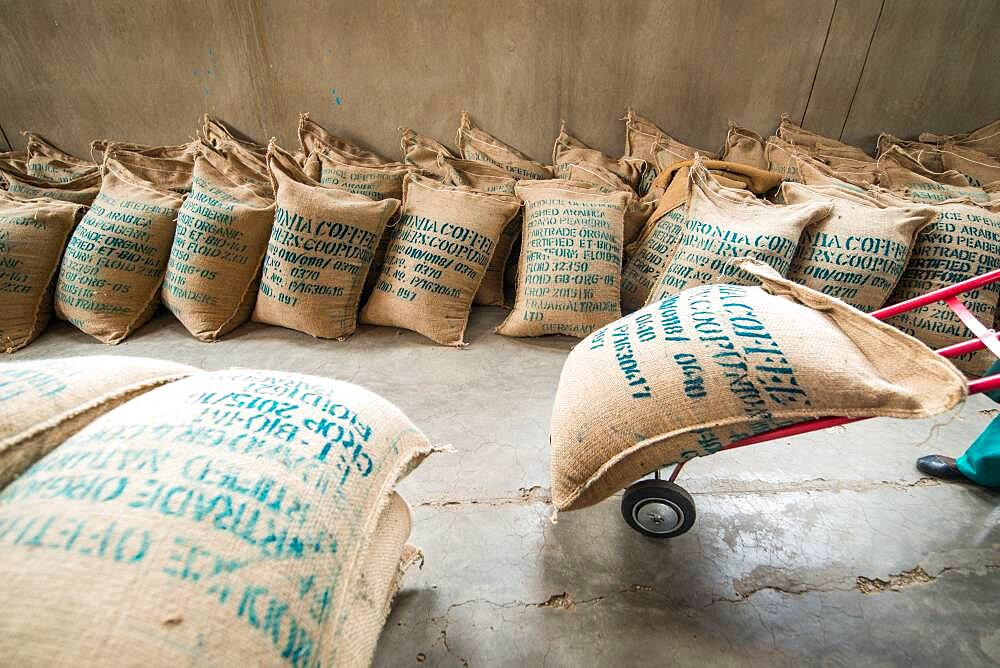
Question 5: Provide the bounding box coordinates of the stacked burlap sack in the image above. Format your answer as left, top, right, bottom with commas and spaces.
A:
0, 356, 435, 667
2, 112, 998, 372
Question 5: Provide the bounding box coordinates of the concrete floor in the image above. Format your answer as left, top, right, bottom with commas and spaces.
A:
10, 307, 1000, 667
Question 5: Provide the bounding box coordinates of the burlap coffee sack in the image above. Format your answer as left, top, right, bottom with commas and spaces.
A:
873, 189, 1000, 375
986, 183, 1000, 210
765, 135, 807, 181
361, 173, 518, 345
646, 158, 831, 303
722, 122, 767, 170
309, 149, 414, 202
0, 164, 101, 205
920, 118, 1000, 158
554, 161, 651, 248
299, 112, 388, 170
877, 145, 989, 204
301, 147, 415, 301
201, 114, 266, 157
782, 182, 935, 311
876, 134, 950, 174
162, 149, 275, 341
552, 124, 643, 190
90, 139, 199, 165
456, 111, 553, 180
198, 139, 273, 200
776, 115, 873, 162
496, 180, 631, 338
550, 259, 967, 510
876, 132, 922, 159
621, 160, 780, 312
0, 355, 197, 489
252, 142, 398, 339
622, 108, 719, 178
433, 155, 520, 307
767, 136, 879, 189
878, 143, 972, 186
0, 368, 434, 667
0, 150, 27, 173
646, 159, 783, 221
474, 216, 520, 308
102, 148, 195, 193
400, 128, 455, 178
651, 130, 720, 174
0, 194, 85, 352
438, 154, 517, 194
23, 133, 97, 183
54, 157, 186, 344
939, 146, 1000, 187
623, 108, 663, 165
819, 154, 885, 183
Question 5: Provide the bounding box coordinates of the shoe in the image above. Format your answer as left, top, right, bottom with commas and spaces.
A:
916, 454, 968, 481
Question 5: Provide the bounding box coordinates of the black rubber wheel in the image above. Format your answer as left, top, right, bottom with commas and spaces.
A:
621, 479, 696, 538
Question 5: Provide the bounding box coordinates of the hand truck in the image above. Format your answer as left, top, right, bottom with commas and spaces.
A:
622, 269, 1000, 538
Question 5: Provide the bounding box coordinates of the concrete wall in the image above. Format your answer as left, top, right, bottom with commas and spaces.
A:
1, 0, 998, 162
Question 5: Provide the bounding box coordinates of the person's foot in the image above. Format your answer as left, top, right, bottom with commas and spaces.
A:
916, 454, 969, 481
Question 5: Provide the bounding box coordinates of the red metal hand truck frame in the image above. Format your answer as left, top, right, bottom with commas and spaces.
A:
622, 269, 1000, 538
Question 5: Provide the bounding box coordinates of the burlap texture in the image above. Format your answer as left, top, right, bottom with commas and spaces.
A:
297, 112, 388, 171
198, 139, 273, 200
651, 131, 719, 174
552, 125, 643, 190
361, 173, 519, 345
54, 157, 185, 344
550, 259, 968, 510
646, 158, 830, 303
875, 189, 1000, 375
400, 128, 455, 178
439, 154, 517, 194
103, 148, 195, 193
878, 146, 989, 204
252, 142, 398, 339
473, 216, 520, 308
879, 143, 970, 185
309, 149, 414, 202
621, 160, 780, 312
90, 140, 199, 165
622, 109, 721, 184
0, 355, 197, 489
0, 150, 27, 173
433, 156, 520, 307
300, 146, 413, 302
0, 194, 85, 352
201, 114, 266, 157
782, 182, 935, 311
721, 122, 768, 170
456, 112, 553, 180
920, 118, 1000, 158
496, 180, 631, 338
622, 108, 663, 165
766, 136, 880, 189
0, 368, 434, 667
23, 133, 97, 183
162, 149, 276, 341
776, 115, 874, 162
0, 164, 101, 205
553, 162, 650, 248
876, 133, 923, 159
938, 146, 1000, 187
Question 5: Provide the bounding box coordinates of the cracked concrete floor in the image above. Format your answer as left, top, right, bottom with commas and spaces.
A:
11, 307, 1000, 666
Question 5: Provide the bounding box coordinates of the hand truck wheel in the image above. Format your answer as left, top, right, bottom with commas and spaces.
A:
621, 478, 696, 538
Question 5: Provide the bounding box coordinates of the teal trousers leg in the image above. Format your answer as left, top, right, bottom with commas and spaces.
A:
957, 415, 1000, 487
